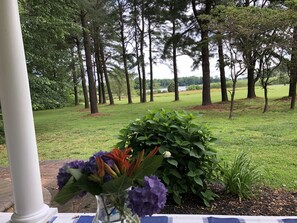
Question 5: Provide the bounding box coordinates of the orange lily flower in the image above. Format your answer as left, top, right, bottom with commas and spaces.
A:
127, 150, 144, 176
147, 146, 160, 158
113, 163, 121, 175
105, 148, 132, 173
103, 163, 118, 178
95, 157, 105, 178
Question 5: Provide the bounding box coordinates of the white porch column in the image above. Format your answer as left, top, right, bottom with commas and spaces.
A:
0, 1, 57, 222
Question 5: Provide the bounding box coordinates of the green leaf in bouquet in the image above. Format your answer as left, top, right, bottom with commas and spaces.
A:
68, 167, 83, 180
133, 155, 163, 180
102, 175, 132, 194
75, 174, 103, 195
52, 176, 82, 205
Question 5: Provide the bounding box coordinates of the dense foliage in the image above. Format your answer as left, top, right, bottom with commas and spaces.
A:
29, 75, 72, 110
13, 0, 297, 111
117, 109, 221, 206
167, 81, 175, 92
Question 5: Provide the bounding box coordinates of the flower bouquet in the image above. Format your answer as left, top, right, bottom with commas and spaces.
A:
53, 147, 167, 223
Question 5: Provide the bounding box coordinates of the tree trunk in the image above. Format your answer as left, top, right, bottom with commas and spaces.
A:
289, 80, 294, 97
217, 36, 228, 102
133, 0, 142, 102
118, 1, 132, 104
71, 50, 79, 106
192, 0, 212, 105
246, 51, 257, 98
135, 28, 143, 102
247, 67, 256, 98
94, 36, 106, 104
99, 40, 114, 105
140, 1, 146, 103
148, 15, 154, 102
81, 11, 98, 114
100, 68, 106, 104
290, 78, 296, 109
229, 79, 237, 119
96, 66, 103, 104
263, 84, 268, 113
94, 35, 103, 104
290, 27, 297, 109
243, 0, 257, 99
201, 27, 211, 105
76, 37, 89, 109
172, 19, 179, 101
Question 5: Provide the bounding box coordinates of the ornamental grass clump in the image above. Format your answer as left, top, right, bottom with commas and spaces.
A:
117, 109, 221, 206
223, 151, 262, 202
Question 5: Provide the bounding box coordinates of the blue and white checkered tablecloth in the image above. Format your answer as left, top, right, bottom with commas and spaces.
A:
47, 215, 297, 223
1, 213, 297, 223
72, 215, 172, 223
203, 217, 297, 223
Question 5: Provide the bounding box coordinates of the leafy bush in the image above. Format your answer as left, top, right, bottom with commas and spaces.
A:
261, 75, 290, 86
29, 75, 72, 111
225, 79, 248, 88
223, 151, 261, 201
167, 81, 175, 92
117, 109, 221, 206
210, 82, 222, 89
186, 85, 202, 91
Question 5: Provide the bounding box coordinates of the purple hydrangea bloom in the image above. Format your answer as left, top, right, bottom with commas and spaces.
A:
84, 151, 107, 174
84, 151, 114, 174
57, 160, 86, 191
127, 175, 167, 217
84, 151, 114, 182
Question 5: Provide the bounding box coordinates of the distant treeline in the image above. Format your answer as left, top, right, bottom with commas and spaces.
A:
157, 76, 222, 87
134, 76, 223, 89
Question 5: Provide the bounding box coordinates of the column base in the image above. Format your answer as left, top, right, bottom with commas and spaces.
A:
10, 205, 57, 223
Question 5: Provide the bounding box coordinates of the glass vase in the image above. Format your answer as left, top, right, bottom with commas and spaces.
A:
92, 191, 139, 223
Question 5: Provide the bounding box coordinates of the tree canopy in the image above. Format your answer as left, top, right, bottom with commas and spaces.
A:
17, 0, 297, 111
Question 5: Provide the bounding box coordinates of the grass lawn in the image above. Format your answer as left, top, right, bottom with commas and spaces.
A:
0, 85, 296, 190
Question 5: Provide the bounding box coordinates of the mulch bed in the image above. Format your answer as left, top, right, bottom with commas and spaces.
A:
51, 186, 297, 216
161, 187, 297, 216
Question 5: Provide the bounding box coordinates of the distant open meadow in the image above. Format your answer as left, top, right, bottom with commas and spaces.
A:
0, 84, 296, 190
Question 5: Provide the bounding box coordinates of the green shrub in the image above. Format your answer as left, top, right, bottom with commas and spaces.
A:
210, 83, 222, 89
223, 151, 261, 201
117, 109, 220, 206
186, 85, 202, 91
167, 81, 175, 92
29, 75, 72, 111
225, 79, 248, 88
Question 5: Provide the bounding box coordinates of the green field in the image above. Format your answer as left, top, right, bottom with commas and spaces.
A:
0, 85, 296, 190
